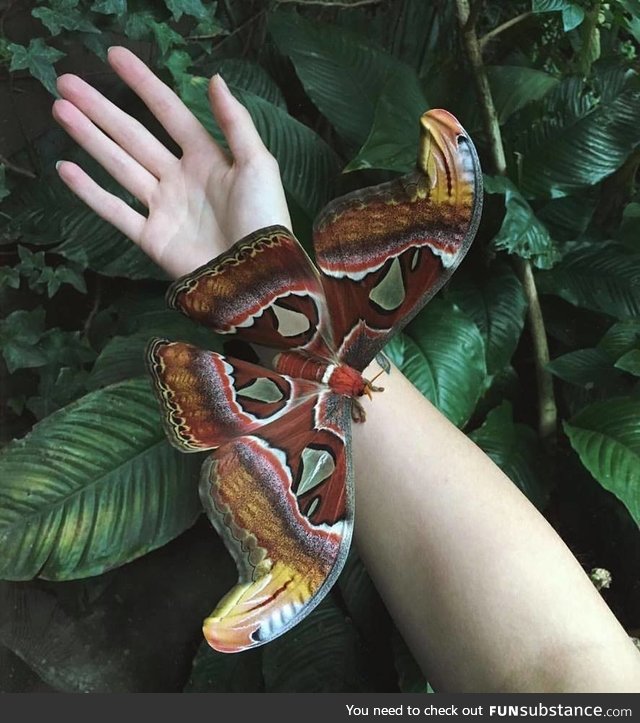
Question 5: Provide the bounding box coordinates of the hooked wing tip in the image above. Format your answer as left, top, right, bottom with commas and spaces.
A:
202, 562, 315, 653
420, 108, 466, 139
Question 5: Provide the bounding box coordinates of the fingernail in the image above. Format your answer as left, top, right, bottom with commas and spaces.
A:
215, 74, 229, 92
55, 161, 63, 171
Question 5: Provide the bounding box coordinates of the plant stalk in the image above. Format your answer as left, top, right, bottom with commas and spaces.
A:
479, 11, 533, 50
454, 0, 558, 440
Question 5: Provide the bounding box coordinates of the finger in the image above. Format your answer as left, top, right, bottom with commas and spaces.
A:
53, 99, 157, 206
107, 46, 225, 160
56, 73, 177, 178
56, 160, 146, 243
209, 74, 271, 165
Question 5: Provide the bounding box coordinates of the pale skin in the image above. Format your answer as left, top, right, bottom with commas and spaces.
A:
53, 47, 640, 693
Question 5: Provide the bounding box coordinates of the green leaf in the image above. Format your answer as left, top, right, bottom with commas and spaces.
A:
91, 0, 127, 13
387, 299, 487, 427
446, 263, 528, 376
532, 0, 586, 31
165, 0, 209, 21
124, 11, 156, 40
87, 316, 220, 390
262, 598, 368, 692
547, 348, 622, 388
151, 20, 185, 55
564, 398, 640, 525
536, 242, 640, 319
213, 59, 285, 109
562, 5, 585, 31
54, 264, 87, 294
0, 308, 48, 373
484, 176, 559, 268
345, 68, 427, 173
536, 193, 596, 242
27, 366, 90, 420
0, 266, 20, 290
470, 402, 550, 509
87, 334, 150, 389
599, 319, 640, 358
32, 0, 100, 36
269, 11, 404, 147
0, 522, 236, 692
0, 378, 203, 580
164, 49, 193, 86
487, 66, 559, 124
615, 349, 640, 376
8, 39, 66, 96
384, 333, 437, 398
515, 73, 640, 198
181, 76, 339, 218
184, 642, 264, 692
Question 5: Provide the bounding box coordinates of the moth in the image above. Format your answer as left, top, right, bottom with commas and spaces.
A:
147, 109, 482, 653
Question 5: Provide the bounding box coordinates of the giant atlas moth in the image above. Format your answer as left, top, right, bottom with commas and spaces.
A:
146, 109, 482, 653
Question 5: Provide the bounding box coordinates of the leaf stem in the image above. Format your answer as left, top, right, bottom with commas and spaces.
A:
454, 0, 557, 440
479, 11, 533, 50
0, 153, 36, 179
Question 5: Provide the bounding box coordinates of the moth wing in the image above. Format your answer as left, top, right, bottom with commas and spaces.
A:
167, 226, 335, 360
146, 339, 321, 452
199, 392, 353, 652
313, 109, 483, 370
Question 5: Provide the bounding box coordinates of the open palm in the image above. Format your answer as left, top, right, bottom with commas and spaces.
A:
53, 46, 291, 279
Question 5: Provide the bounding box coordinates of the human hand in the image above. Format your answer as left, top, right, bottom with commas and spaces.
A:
52, 46, 291, 279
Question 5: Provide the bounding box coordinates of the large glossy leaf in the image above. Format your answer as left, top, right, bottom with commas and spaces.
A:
384, 333, 437, 400
564, 398, 640, 525
269, 11, 404, 147
446, 263, 527, 376
87, 310, 221, 390
386, 299, 487, 428
211, 59, 285, 109
532, 0, 585, 30
183, 642, 264, 692
514, 72, 640, 198
615, 349, 640, 376
470, 402, 550, 509
180, 76, 339, 219
536, 242, 640, 319
598, 319, 640, 358
547, 348, 623, 388
0, 378, 202, 580
487, 66, 559, 124
547, 320, 640, 388
261, 598, 368, 692
345, 69, 428, 173
536, 192, 597, 241
0, 521, 234, 692
1, 168, 165, 280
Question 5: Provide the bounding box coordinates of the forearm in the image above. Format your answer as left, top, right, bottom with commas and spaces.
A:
353, 361, 640, 692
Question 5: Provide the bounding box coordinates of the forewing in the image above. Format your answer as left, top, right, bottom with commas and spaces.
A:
146, 338, 321, 452
167, 226, 335, 360
199, 393, 353, 652
314, 109, 483, 369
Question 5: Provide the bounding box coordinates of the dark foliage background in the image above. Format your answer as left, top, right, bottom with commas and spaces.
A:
0, 0, 639, 692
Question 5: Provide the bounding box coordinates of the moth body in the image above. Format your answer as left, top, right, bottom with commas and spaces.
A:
274, 351, 366, 399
